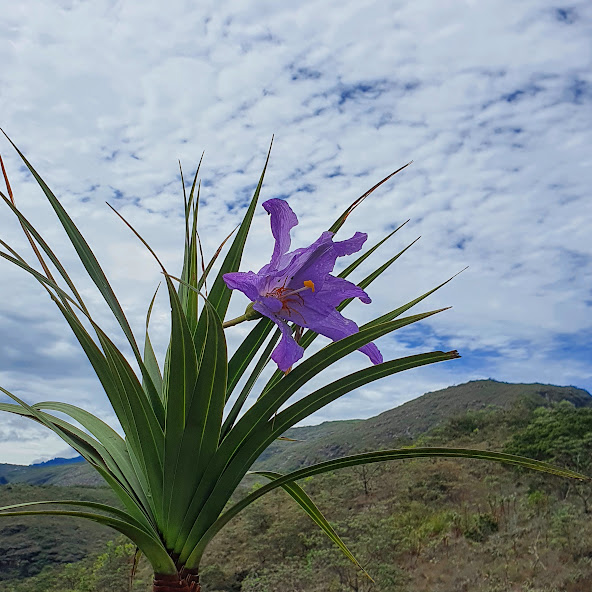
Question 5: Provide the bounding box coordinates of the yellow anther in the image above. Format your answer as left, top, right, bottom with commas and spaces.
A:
303, 280, 315, 292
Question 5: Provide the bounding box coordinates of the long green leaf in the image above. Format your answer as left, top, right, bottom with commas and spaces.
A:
161, 274, 200, 542
0, 394, 114, 474
178, 161, 201, 332
226, 317, 274, 402
0, 499, 153, 534
0, 247, 86, 312
2, 131, 142, 360
237, 352, 462, 480
207, 139, 273, 320
0, 398, 154, 530
0, 158, 59, 296
0, 507, 175, 574
181, 155, 203, 254
254, 471, 372, 580
0, 190, 88, 313
176, 309, 450, 559
31, 400, 154, 525
219, 353, 461, 504
55, 301, 161, 494
96, 328, 164, 514
168, 298, 227, 551
328, 162, 412, 234
362, 268, 467, 330
220, 325, 280, 442
185, 447, 588, 567
227, 310, 448, 451
188, 299, 227, 479
0, 234, 164, 431
143, 284, 163, 399
196, 224, 239, 295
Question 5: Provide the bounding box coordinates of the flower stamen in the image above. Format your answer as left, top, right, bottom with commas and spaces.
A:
266, 279, 315, 301
264, 280, 315, 325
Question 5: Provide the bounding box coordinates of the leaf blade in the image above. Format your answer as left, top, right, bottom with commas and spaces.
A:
328, 162, 412, 234
254, 471, 372, 580
168, 297, 228, 552
0, 507, 175, 574
207, 139, 273, 319
185, 447, 588, 566
143, 284, 164, 401
2, 132, 142, 359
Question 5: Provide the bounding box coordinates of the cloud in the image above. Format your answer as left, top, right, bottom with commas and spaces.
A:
0, 0, 590, 463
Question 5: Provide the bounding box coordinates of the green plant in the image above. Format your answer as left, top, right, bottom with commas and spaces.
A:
0, 133, 584, 591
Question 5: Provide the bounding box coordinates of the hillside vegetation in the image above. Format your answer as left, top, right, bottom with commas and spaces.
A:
1, 379, 592, 591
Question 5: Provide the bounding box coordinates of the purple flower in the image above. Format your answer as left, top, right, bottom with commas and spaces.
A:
223, 198, 383, 372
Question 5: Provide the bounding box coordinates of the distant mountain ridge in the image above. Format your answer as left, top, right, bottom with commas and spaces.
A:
1, 379, 589, 485
31, 456, 85, 468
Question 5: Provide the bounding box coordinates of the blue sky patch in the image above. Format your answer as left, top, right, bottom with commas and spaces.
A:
554, 8, 578, 24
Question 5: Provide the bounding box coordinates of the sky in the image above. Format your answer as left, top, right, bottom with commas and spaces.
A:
0, 0, 591, 464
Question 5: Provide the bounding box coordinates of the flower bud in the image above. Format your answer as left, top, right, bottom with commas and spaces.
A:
244, 302, 263, 321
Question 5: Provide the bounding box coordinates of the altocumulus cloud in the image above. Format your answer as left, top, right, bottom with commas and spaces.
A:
0, 0, 591, 463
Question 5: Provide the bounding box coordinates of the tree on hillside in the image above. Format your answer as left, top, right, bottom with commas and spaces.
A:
506, 401, 592, 512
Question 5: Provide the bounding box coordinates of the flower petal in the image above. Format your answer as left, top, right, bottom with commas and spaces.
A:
296, 305, 383, 365
253, 295, 283, 314
317, 275, 372, 307
223, 271, 265, 301
285, 232, 368, 293
271, 317, 305, 372
262, 199, 299, 272
334, 232, 368, 257
358, 342, 383, 365
252, 302, 304, 372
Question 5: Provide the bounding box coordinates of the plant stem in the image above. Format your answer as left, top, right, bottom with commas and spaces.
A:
222, 314, 249, 328
222, 303, 263, 328
153, 569, 200, 591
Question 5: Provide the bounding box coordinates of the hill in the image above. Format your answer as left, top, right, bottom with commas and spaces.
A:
0, 460, 103, 488
253, 379, 592, 472
1, 380, 589, 486
0, 484, 118, 580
